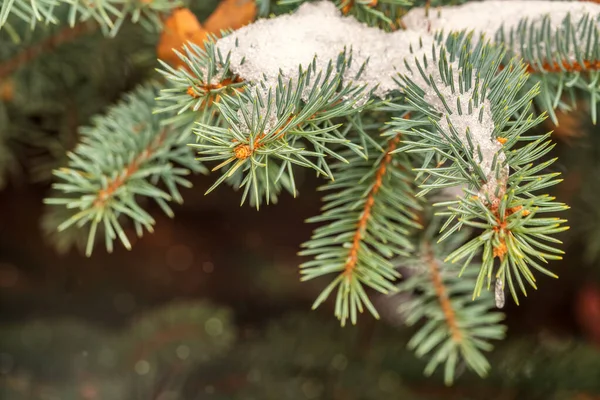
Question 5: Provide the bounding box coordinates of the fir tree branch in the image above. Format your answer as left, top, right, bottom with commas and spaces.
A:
301, 123, 422, 326
402, 1, 600, 122
496, 9, 600, 122
157, 1, 577, 307
498, 58, 600, 75
16, 0, 599, 388
160, 38, 370, 208
398, 229, 506, 385
520, 59, 600, 74
44, 83, 206, 256
156, 40, 246, 126
391, 33, 569, 304
0, 20, 96, 79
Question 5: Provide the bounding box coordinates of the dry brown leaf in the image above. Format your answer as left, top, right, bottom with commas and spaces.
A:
157, 1, 257, 68
157, 8, 208, 68
204, 0, 257, 33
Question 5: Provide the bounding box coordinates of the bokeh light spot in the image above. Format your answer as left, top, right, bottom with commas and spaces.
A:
135, 360, 150, 375
205, 317, 223, 337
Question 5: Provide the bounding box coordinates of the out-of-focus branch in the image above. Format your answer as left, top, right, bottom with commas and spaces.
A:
0, 21, 97, 79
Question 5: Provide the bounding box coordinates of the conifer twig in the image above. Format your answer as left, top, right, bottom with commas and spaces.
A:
94, 128, 169, 208
0, 21, 96, 79
399, 232, 506, 385
301, 122, 421, 326
45, 85, 204, 256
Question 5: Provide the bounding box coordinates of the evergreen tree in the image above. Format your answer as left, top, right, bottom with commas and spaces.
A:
1, 0, 599, 385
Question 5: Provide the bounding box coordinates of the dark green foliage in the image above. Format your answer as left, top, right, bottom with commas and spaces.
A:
0, 301, 235, 400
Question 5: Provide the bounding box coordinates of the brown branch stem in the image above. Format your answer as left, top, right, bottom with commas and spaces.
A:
94, 129, 168, 208
424, 243, 462, 343
526, 59, 600, 74
343, 135, 401, 278
499, 59, 600, 75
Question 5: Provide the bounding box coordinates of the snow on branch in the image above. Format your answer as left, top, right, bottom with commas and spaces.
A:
192, 1, 574, 315
216, 1, 423, 99
208, 0, 598, 205
159, 1, 599, 204
208, 1, 598, 200
215, 0, 600, 99
402, 0, 600, 41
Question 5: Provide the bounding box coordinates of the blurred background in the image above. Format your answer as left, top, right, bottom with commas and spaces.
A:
2, 0, 600, 399
1, 121, 600, 399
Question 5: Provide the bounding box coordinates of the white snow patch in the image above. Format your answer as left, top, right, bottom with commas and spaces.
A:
216, 1, 431, 99
407, 60, 508, 200
403, 1, 600, 49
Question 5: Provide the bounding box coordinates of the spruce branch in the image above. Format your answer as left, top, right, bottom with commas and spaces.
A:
205, 1, 600, 123
159, 38, 370, 207
156, 39, 246, 129
300, 123, 422, 326
166, 1, 600, 134
398, 228, 506, 385
10, 0, 600, 388
44, 83, 205, 256
519, 60, 600, 75
391, 33, 569, 305
0, 12, 161, 193
195, 63, 368, 208
504, 12, 600, 124
425, 244, 461, 344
